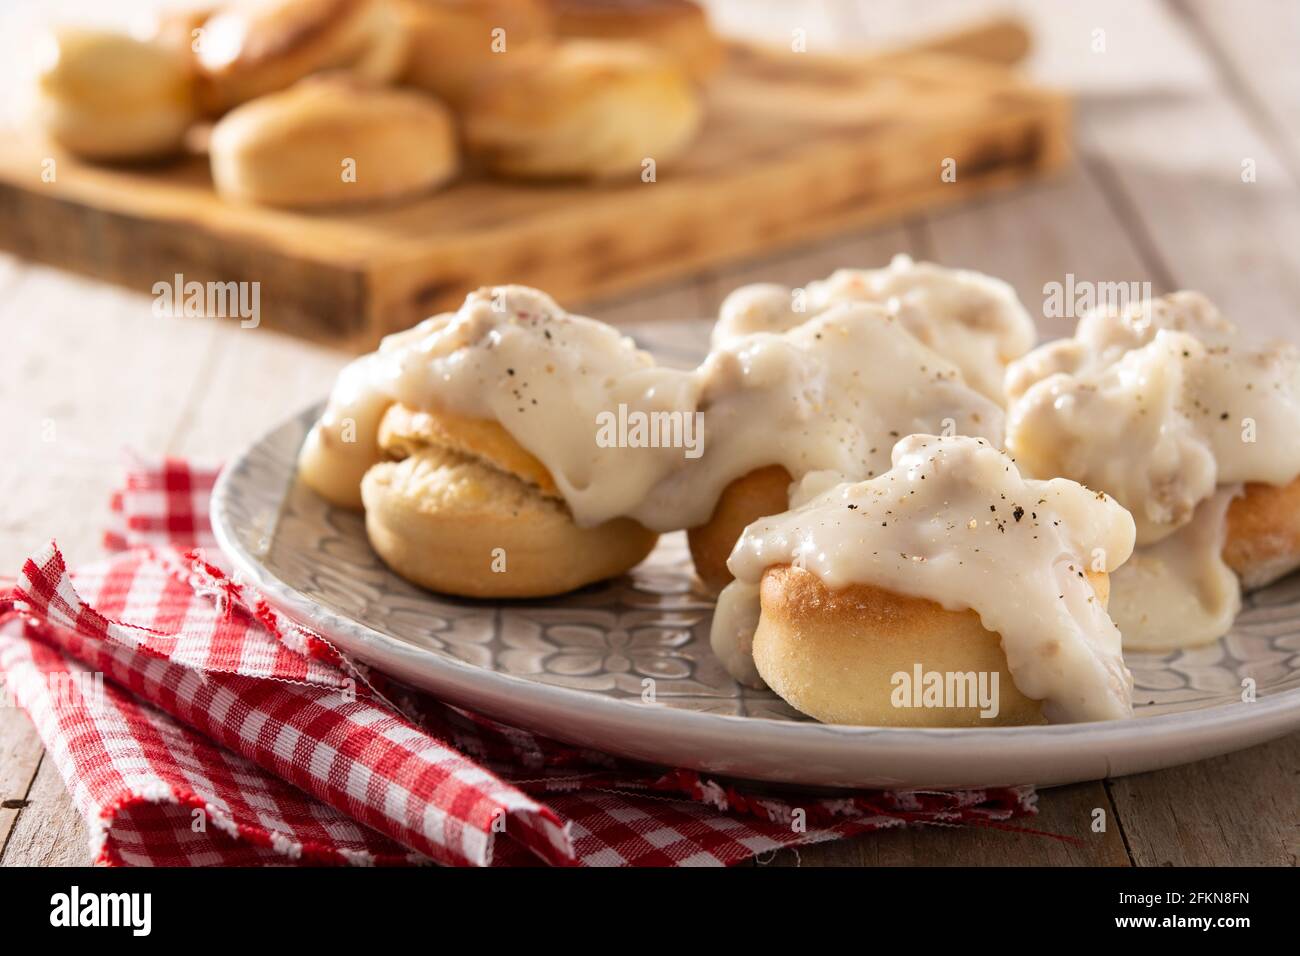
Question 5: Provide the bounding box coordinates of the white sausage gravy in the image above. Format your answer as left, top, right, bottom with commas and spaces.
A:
713, 253, 1036, 403
1005, 291, 1300, 650
299, 284, 1005, 532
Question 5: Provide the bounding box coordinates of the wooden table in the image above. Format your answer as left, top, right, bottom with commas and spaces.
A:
2, 0, 1297, 866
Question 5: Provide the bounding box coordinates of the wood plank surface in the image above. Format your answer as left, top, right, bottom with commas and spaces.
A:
0, 712, 47, 858
0, 0, 1296, 867
1177, 0, 1300, 185
2, 757, 89, 867
1107, 735, 1300, 867
763, 781, 1131, 866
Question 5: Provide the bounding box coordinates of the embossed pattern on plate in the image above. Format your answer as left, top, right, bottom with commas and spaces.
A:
211, 321, 1300, 789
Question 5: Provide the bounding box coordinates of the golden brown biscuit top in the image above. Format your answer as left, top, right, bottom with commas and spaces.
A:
197, 0, 376, 73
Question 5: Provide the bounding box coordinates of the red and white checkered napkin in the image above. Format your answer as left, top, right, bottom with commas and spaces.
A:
0, 459, 1047, 866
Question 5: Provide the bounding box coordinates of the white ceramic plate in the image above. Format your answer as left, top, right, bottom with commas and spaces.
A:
211, 322, 1300, 790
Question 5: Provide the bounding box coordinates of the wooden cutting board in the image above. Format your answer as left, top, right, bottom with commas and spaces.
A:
0, 34, 1068, 348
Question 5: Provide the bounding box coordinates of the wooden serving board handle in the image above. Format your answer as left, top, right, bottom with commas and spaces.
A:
888, 16, 1032, 66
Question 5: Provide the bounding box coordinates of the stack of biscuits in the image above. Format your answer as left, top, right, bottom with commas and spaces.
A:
32, 0, 720, 205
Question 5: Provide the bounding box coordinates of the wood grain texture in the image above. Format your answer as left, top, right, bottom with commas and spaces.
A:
699, 222, 916, 312
764, 782, 1130, 866
0, 710, 46, 856
0, 264, 217, 569
584, 277, 711, 329
1177, 0, 1300, 185
0, 43, 1069, 347
1, 758, 90, 867
916, 167, 1155, 341
1107, 735, 1300, 866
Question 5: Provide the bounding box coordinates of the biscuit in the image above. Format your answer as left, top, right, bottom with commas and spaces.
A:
209, 75, 457, 206
543, 0, 723, 81
687, 465, 791, 593
397, 0, 553, 106
462, 39, 702, 179
363, 403, 659, 597
749, 565, 1114, 727
195, 0, 396, 113
34, 27, 195, 161
1224, 476, 1300, 590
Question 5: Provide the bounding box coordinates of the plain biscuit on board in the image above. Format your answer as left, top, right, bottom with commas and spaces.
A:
463, 39, 702, 179
194, 0, 402, 113
542, 0, 724, 81
209, 75, 458, 206
34, 27, 196, 161
396, 0, 554, 106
